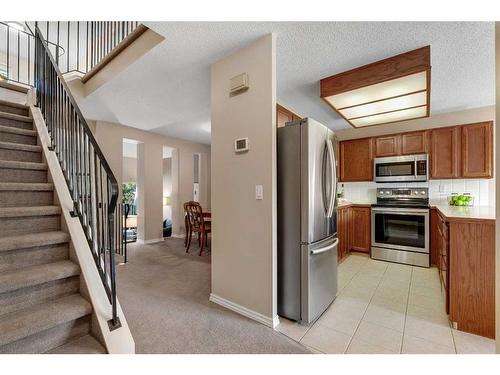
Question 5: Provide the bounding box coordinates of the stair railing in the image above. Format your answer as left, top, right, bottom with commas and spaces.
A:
34, 25, 121, 330
1, 21, 140, 87
30, 21, 140, 76
0, 21, 64, 87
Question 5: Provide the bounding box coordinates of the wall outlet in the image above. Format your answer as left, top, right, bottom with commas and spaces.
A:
255, 185, 263, 200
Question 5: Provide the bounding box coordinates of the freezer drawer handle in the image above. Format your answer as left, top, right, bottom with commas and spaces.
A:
310, 238, 339, 255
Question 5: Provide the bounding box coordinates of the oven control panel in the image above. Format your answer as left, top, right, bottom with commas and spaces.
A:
376, 187, 429, 199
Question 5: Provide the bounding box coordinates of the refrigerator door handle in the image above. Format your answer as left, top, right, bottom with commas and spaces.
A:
326, 138, 336, 218
310, 238, 339, 255
321, 142, 329, 216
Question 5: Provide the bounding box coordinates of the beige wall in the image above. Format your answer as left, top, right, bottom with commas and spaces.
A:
495, 22, 499, 354
211, 34, 277, 321
335, 105, 495, 141
91, 120, 211, 241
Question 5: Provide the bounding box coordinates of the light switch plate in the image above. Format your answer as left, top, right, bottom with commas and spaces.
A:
255, 185, 263, 200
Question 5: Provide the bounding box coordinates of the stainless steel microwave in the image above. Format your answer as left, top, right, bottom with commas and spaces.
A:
374, 154, 428, 182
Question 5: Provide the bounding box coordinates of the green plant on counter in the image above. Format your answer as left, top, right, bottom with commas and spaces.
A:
449, 194, 473, 206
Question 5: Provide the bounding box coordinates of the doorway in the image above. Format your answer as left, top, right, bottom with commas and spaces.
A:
122, 138, 142, 243
162, 146, 175, 238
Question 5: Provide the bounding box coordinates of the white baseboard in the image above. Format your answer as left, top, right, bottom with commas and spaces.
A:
209, 293, 280, 329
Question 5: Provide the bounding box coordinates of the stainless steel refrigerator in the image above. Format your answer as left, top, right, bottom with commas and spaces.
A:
277, 118, 338, 324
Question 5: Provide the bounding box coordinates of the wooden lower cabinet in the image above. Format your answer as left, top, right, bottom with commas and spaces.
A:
435, 210, 495, 339
337, 205, 371, 261
436, 211, 450, 314
449, 219, 495, 339
337, 206, 350, 261
349, 207, 371, 253
430, 209, 439, 266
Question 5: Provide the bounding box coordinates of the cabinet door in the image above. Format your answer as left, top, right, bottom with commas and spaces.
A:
401, 131, 428, 155
430, 209, 439, 266
339, 138, 373, 182
349, 207, 371, 253
337, 208, 347, 260
430, 126, 460, 179
374, 135, 401, 157
461, 122, 493, 178
276, 106, 294, 128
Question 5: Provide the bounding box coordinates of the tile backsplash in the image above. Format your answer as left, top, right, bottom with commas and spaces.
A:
339, 178, 495, 206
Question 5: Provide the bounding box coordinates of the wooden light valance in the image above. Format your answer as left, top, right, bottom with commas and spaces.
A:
320, 46, 431, 128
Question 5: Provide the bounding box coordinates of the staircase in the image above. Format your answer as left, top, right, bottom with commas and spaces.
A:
0, 96, 106, 354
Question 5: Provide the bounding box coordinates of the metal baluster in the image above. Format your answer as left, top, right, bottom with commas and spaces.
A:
76, 21, 80, 72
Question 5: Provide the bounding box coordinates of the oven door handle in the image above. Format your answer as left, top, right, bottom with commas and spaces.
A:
372, 207, 430, 214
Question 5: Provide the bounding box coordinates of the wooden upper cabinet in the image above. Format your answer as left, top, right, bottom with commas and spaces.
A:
339, 138, 373, 182
374, 131, 428, 157
349, 207, 371, 253
374, 135, 400, 157
338, 122, 493, 181
276, 104, 300, 128
461, 122, 493, 178
401, 131, 428, 155
430, 126, 460, 179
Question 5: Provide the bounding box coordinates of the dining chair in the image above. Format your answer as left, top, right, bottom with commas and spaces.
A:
183, 202, 191, 248
185, 201, 211, 256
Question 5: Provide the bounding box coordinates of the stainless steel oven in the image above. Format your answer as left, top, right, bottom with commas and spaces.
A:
374, 154, 428, 182
371, 188, 430, 268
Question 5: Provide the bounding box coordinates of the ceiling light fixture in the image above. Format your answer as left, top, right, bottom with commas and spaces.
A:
320, 46, 431, 128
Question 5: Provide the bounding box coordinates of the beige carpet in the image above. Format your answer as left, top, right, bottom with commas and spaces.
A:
115, 238, 309, 354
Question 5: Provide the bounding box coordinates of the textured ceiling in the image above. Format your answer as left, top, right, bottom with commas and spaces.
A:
78, 22, 495, 144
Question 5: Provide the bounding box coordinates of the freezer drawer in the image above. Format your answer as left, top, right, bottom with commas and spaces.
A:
301, 236, 338, 324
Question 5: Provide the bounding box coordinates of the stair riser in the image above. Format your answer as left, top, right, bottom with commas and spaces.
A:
0, 215, 60, 237
0, 277, 79, 317
0, 191, 53, 207
0, 148, 42, 162
0, 131, 37, 145
0, 117, 32, 130
0, 104, 29, 117
0, 316, 91, 354
0, 243, 69, 273
0, 168, 47, 183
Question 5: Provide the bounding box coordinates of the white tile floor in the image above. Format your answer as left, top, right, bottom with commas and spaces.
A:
276, 254, 496, 354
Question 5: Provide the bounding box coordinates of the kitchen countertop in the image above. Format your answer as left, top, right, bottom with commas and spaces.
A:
431, 203, 496, 222
337, 200, 372, 208
337, 200, 496, 221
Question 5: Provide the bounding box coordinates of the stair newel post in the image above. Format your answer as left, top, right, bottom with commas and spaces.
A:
124, 204, 130, 264
107, 178, 120, 330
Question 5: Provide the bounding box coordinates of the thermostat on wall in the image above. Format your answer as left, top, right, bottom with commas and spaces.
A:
234, 138, 249, 153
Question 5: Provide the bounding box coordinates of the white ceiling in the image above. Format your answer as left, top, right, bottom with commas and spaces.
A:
78, 22, 495, 145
